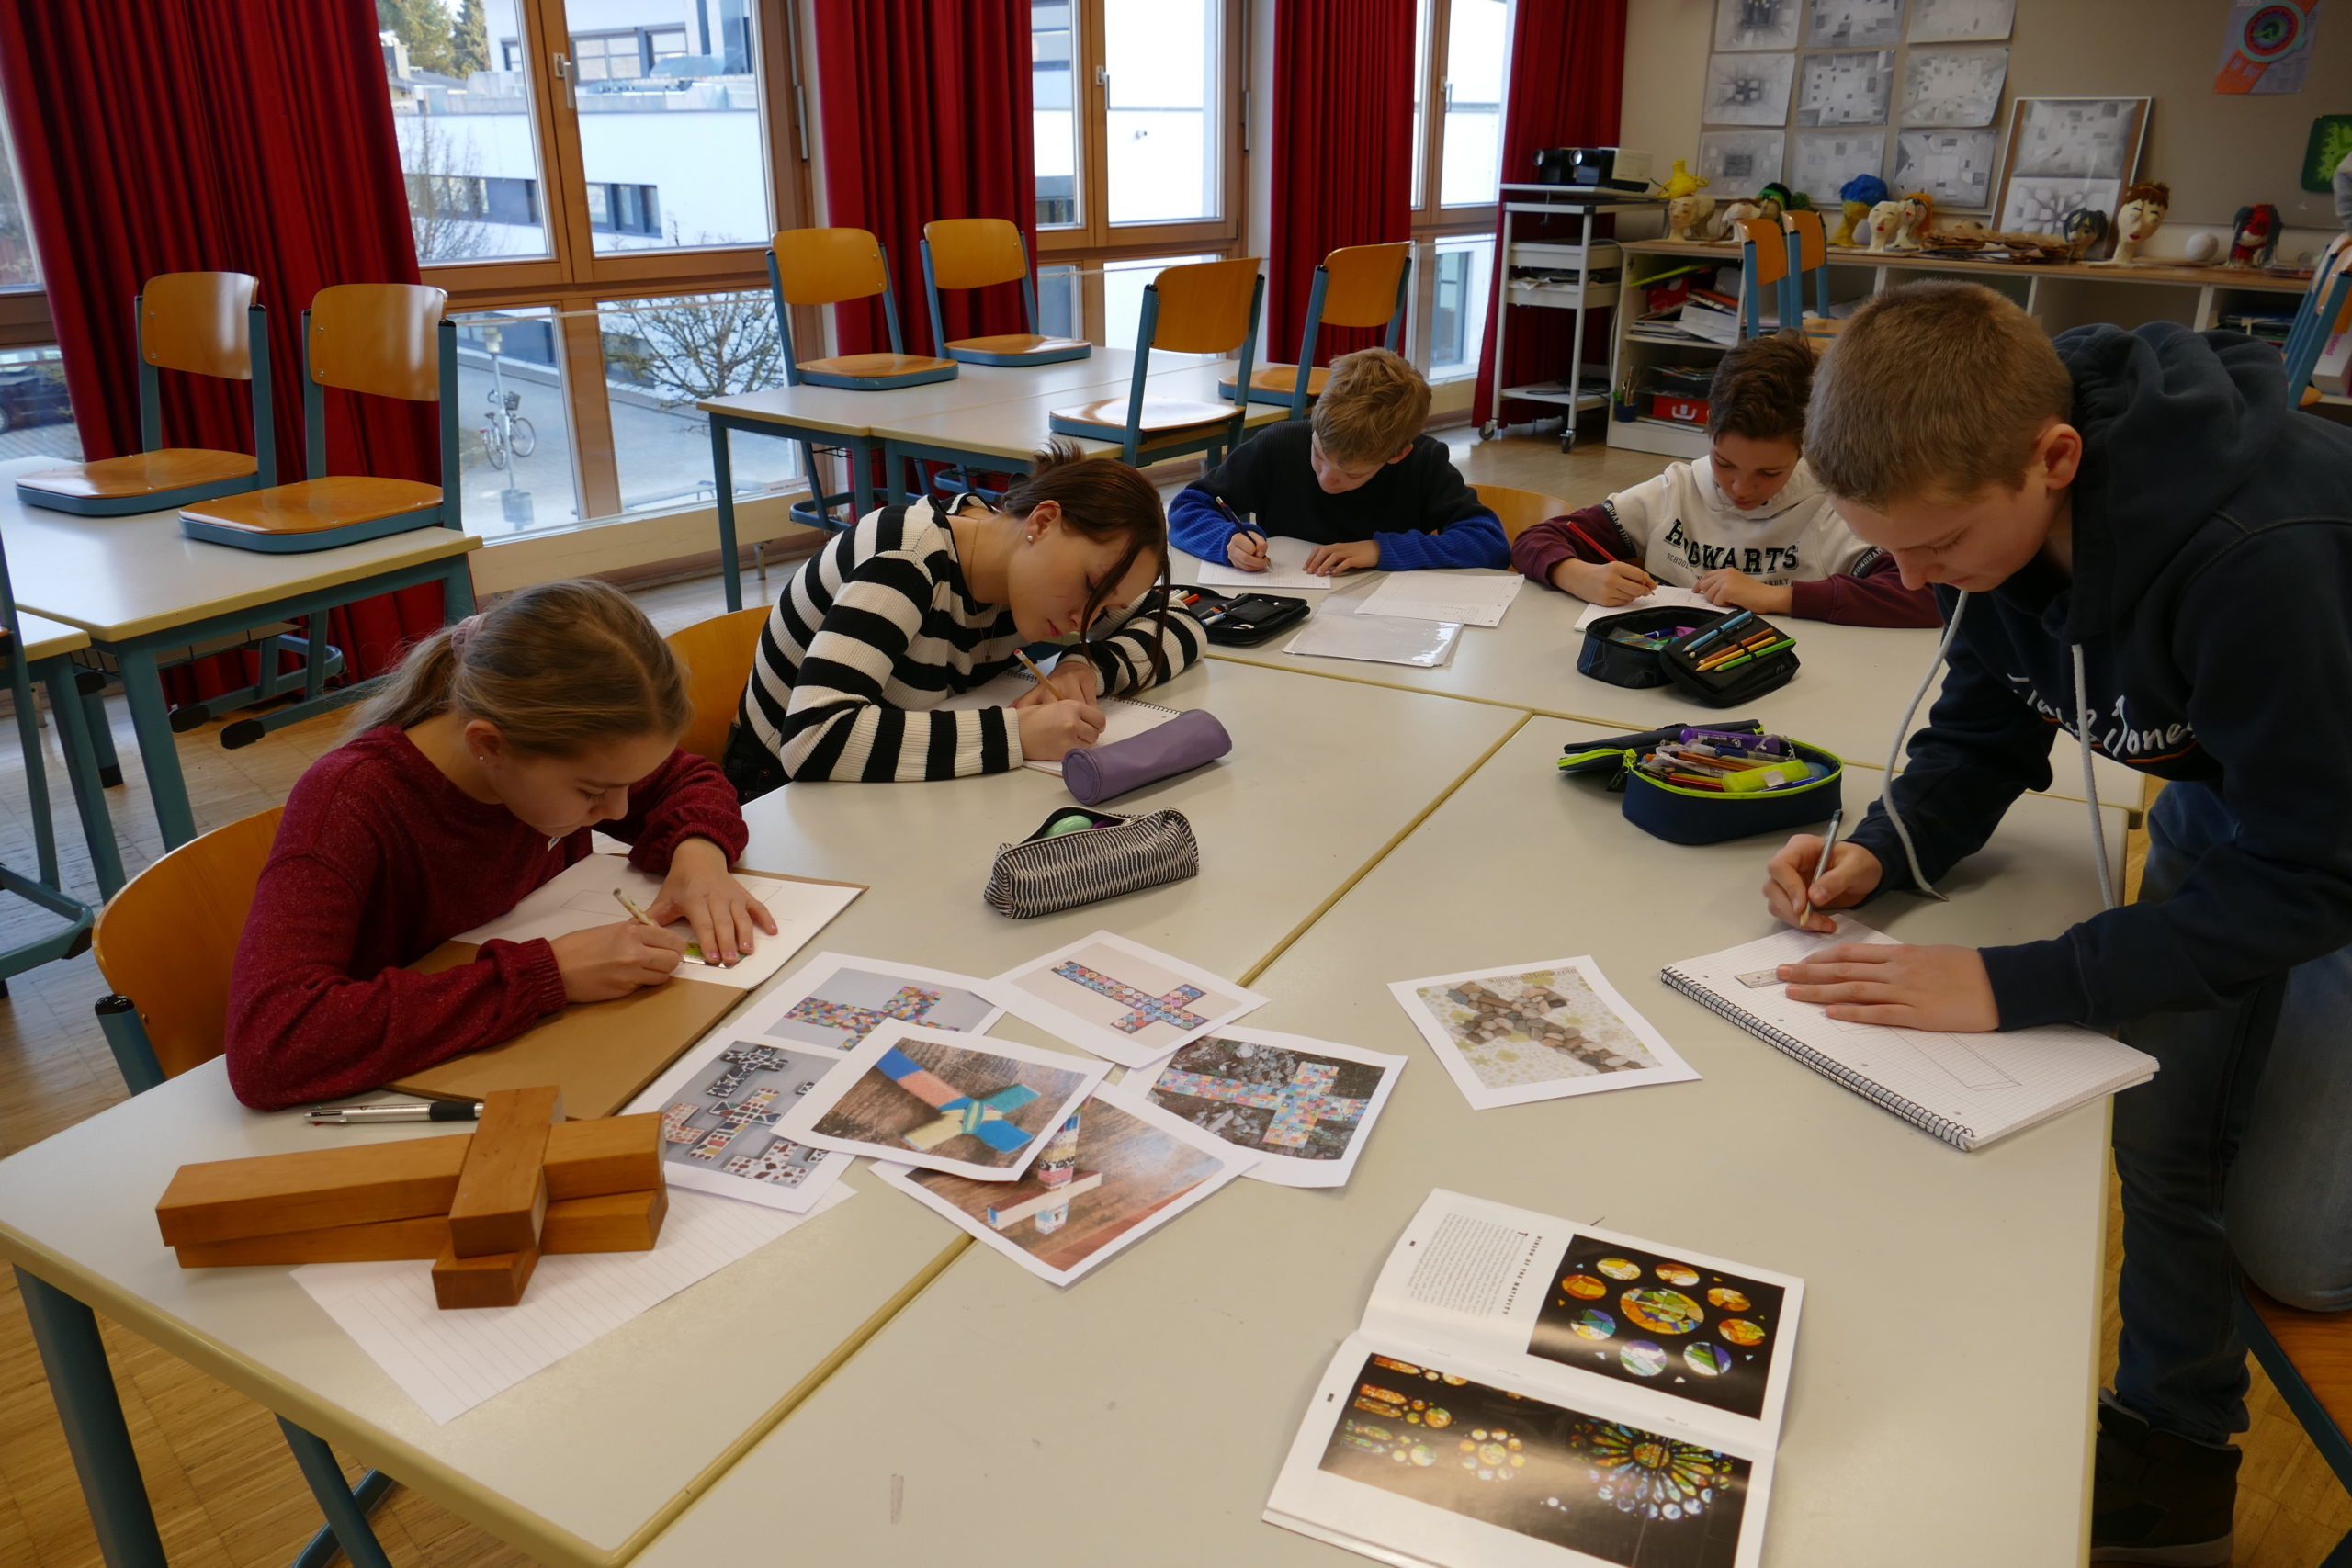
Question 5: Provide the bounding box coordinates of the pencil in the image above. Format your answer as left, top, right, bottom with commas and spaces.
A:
1797, 808, 1844, 929
613, 889, 712, 966
1013, 649, 1054, 687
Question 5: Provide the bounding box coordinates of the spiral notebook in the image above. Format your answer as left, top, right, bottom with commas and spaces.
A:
939, 669, 1178, 776
1661, 918, 2156, 1151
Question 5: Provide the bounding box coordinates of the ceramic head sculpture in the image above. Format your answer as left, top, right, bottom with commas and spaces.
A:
1716, 197, 1765, 240
2095, 182, 2171, 266
1667, 193, 1716, 242
2061, 207, 2111, 261
1891, 191, 1932, 250
1865, 198, 1905, 253
2228, 203, 2281, 268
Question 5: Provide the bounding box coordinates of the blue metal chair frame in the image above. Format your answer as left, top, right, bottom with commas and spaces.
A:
1230, 256, 1412, 418
17, 301, 276, 517
1781, 224, 1831, 326
2283, 259, 2352, 400
1736, 226, 1784, 341
917, 235, 1091, 368
1049, 272, 1265, 468
2234, 1282, 2352, 1567
0, 536, 95, 984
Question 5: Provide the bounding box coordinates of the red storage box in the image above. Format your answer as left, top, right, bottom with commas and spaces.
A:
1650, 393, 1710, 425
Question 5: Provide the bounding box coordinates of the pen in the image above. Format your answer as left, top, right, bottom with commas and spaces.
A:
308, 1101, 481, 1124
614, 888, 716, 966
1798, 807, 1844, 928
1681, 608, 1755, 654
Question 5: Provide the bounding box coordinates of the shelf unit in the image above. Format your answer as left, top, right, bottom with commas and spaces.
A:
1481, 186, 1657, 453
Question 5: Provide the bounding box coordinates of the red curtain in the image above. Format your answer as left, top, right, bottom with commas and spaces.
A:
0, 0, 456, 703
811, 1, 1037, 359
1269, 0, 1415, 368
1470, 0, 1629, 427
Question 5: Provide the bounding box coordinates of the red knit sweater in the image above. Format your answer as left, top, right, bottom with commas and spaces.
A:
224, 726, 750, 1110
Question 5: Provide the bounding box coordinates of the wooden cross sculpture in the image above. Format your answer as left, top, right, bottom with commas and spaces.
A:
877, 1045, 1043, 1153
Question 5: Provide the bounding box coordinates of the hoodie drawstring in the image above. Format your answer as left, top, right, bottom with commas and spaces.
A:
2072, 641, 2119, 912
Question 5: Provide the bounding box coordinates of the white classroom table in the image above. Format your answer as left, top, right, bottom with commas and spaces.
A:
0, 658, 1517, 1568
0, 457, 480, 850
1199, 566, 2149, 818
633, 716, 2126, 1568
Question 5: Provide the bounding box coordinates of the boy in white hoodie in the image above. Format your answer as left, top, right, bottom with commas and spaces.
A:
1511, 332, 1938, 626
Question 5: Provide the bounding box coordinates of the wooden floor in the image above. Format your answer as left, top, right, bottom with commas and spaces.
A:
0, 429, 2343, 1565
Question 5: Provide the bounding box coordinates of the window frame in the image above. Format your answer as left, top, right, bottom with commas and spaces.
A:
1407, 0, 1511, 384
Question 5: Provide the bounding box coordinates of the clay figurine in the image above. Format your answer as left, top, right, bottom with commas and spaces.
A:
1714, 197, 1765, 241
1756, 181, 1810, 219
1939, 216, 1990, 243
1659, 159, 1710, 201
2228, 203, 2281, 269
2092, 183, 2170, 267
1666, 193, 1717, 243
1864, 198, 1905, 253
1890, 191, 1933, 251
2060, 208, 2110, 262
1833, 174, 1888, 247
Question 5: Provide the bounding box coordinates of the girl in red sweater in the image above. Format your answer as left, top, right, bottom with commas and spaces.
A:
226, 580, 773, 1110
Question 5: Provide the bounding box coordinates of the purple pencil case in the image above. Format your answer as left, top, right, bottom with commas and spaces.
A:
1062, 708, 1232, 805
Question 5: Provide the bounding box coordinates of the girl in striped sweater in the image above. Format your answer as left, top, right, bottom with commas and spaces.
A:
725, 444, 1205, 793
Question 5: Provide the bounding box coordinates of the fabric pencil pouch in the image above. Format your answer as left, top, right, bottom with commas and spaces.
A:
1172, 586, 1312, 646
984, 807, 1200, 918
1577, 607, 1727, 690
1558, 723, 1843, 846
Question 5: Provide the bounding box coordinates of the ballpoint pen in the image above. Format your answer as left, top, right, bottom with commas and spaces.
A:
307, 1101, 481, 1125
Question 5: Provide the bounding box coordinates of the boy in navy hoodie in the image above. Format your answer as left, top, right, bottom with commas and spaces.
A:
1758, 279, 2352, 1566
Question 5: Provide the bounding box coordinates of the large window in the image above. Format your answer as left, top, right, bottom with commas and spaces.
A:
1408, 0, 1510, 382
1029, 0, 1247, 345
380, 0, 807, 544
0, 93, 75, 458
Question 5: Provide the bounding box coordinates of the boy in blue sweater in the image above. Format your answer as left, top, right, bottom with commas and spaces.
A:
1168, 347, 1507, 576
1758, 280, 2352, 1566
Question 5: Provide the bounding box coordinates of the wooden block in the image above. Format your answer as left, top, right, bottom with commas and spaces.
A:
156, 1134, 470, 1247
985, 1171, 1104, 1229
447, 1086, 560, 1258
544, 1112, 663, 1201
175, 1188, 667, 1267
432, 1241, 540, 1309
539, 1187, 667, 1254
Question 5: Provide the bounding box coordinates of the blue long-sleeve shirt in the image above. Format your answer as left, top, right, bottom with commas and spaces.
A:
1168, 420, 1508, 571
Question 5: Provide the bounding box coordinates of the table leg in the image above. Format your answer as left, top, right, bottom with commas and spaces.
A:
850, 436, 877, 518
39, 660, 122, 900
78, 670, 123, 787
438, 553, 477, 619
276, 1417, 397, 1568
712, 417, 742, 613
112, 646, 195, 851
15, 1268, 168, 1568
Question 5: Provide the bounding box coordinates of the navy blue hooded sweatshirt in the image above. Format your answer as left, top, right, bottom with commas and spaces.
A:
1844, 321, 2352, 1031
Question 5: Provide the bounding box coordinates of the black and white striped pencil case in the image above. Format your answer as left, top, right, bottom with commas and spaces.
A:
984, 807, 1199, 919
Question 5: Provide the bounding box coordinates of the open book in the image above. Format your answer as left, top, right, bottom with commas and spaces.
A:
1661, 917, 2157, 1151
1267, 1190, 1802, 1568
938, 667, 1177, 777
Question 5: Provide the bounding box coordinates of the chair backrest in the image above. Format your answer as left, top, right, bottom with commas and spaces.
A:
664, 605, 770, 763
773, 227, 890, 306
923, 218, 1029, 291
306, 284, 447, 401
92, 807, 285, 1081
141, 272, 259, 379
1782, 209, 1827, 275
1145, 257, 1264, 355
1474, 484, 1576, 544
1317, 243, 1413, 330
1736, 218, 1789, 339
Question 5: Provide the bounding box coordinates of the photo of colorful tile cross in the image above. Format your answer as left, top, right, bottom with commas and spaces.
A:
878, 1044, 1044, 1152
1052, 961, 1209, 1035
1155, 1061, 1371, 1148
783, 986, 944, 1048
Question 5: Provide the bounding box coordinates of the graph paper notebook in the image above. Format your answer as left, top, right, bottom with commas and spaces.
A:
1661, 918, 2155, 1151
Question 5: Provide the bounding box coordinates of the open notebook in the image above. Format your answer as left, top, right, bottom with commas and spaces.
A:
939, 668, 1178, 777
1661, 917, 2156, 1152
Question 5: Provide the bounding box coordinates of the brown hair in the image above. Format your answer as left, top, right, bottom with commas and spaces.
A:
1311, 347, 1430, 467
1707, 329, 1813, 445
1804, 279, 2073, 506
349, 579, 691, 754
1001, 440, 1177, 682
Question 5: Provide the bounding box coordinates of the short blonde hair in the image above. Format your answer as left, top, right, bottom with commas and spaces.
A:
1311, 347, 1430, 467
1804, 280, 2073, 506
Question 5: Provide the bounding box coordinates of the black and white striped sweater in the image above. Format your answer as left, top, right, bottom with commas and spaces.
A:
736, 498, 1205, 783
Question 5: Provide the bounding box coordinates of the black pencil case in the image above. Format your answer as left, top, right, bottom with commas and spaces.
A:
1173, 586, 1312, 647
1577, 608, 1800, 707
1558, 722, 1845, 846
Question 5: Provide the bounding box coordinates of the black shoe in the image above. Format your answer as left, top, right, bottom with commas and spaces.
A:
2090, 1400, 2239, 1565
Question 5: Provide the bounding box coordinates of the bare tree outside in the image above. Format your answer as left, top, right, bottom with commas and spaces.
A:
401, 115, 492, 265
604, 288, 785, 405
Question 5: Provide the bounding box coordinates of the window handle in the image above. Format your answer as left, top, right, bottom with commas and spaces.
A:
1095, 65, 1109, 87
551, 51, 575, 108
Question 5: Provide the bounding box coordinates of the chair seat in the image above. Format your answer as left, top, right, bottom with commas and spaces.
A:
18, 448, 257, 502
1049, 396, 1239, 436
796, 353, 959, 390
947, 333, 1091, 358
2245, 1280, 2352, 1436
180, 477, 442, 536
1240, 364, 1327, 396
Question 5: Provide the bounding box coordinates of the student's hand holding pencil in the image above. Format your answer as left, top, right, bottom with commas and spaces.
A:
1760, 831, 1883, 933
1010, 652, 1100, 709
1554, 558, 1657, 605
1226, 530, 1270, 571
551, 921, 688, 1003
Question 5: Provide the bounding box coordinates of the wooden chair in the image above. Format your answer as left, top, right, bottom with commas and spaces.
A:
1473, 483, 1575, 544
178, 283, 457, 553
664, 605, 770, 763
1781, 209, 1849, 355
771, 227, 958, 391
1050, 257, 1264, 467
919, 218, 1091, 367
16, 272, 275, 515
2285, 235, 2352, 408
1221, 242, 1411, 418
85, 803, 399, 1568
2235, 1280, 2352, 1566
1735, 218, 1791, 341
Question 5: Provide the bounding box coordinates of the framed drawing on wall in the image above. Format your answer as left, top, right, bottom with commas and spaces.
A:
1992, 96, 2150, 234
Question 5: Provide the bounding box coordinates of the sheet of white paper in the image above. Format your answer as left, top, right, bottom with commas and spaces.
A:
1352, 570, 1524, 628
875, 1089, 1251, 1286
937, 670, 1179, 777
448, 853, 860, 991
1186, 535, 1339, 591
1102, 1026, 1407, 1189
292, 1186, 851, 1425
1571, 583, 1719, 631
985, 929, 1268, 1069
1283, 610, 1462, 669
1389, 955, 1701, 1111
